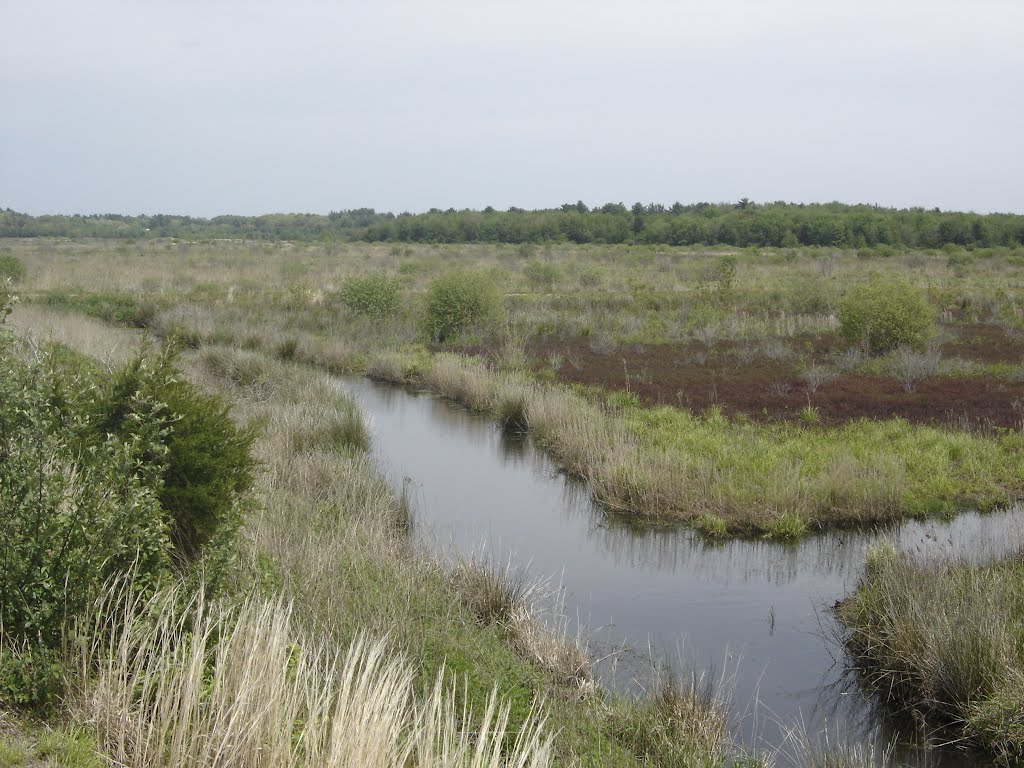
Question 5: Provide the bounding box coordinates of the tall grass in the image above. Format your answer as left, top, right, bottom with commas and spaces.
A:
837, 544, 1024, 762
9, 303, 144, 364
76, 586, 552, 768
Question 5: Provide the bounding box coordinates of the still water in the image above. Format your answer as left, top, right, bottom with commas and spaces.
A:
339, 376, 1024, 764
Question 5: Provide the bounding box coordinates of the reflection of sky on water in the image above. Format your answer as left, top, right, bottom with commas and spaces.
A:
340, 376, 1023, 766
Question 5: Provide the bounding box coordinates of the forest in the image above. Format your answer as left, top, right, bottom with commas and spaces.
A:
2, 201, 1023, 249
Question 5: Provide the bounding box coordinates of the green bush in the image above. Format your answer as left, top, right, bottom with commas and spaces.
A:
838, 277, 933, 355
0, 253, 26, 283
39, 289, 157, 327
88, 345, 256, 569
421, 270, 503, 343
0, 339, 170, 651
1, 278, 13, 323
339, 274, 401, 318
0, 336, 256, 678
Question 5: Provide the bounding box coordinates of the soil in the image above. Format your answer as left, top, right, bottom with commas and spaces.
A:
454, 323, 1024, 429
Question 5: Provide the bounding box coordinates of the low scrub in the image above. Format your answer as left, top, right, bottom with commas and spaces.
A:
0, 329, 254, 705
38, 289, 158, 328
421, 270, 504, 343
837, 545, 1024, 762
339, 273, 402, 318
838, 277, 933, 355
0, 253, 26, 283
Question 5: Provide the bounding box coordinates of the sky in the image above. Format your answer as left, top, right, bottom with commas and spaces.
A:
2, 0, 1022, 217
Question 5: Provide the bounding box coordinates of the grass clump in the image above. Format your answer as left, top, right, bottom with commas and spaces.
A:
695, 514, 728, 538
764, 511, 808, 539
837, 544, 1024, 762
606, 671, 730, 768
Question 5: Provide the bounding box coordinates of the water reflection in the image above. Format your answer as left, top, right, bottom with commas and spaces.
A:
339, 377, 1024, 766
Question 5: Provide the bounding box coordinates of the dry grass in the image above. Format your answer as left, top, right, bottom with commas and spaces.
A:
75, 586, 553, 768
449, 557, 594, 695
9, 304, 143, 365
774, 722, 897, 768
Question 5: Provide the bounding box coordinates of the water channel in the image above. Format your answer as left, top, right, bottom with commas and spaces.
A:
338, 376, 1024, 765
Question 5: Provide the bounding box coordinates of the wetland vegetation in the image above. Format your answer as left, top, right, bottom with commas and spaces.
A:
3, 202, 1024, 766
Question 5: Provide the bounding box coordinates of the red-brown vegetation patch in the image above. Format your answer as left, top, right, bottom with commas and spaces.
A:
520, 335, 1024, 429
941, 323, 1023, 364
448, 322, 1024, 429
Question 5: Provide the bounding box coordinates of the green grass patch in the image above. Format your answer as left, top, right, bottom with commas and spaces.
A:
35, 290, 158, 328
625, 404, 1024, 532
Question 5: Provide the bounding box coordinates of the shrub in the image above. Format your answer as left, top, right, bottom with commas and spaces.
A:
339, 274, 401, 318
838, 277, 933, 355
88, 344, 257, 568
39, 289, 157, 327
888, 344, 942, 392
0, 253, 26, 283
421, 270, 503, 343
0, 338, 170, 653
1, 278, 14, 323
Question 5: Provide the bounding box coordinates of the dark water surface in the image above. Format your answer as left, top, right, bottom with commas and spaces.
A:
339, 376, 1024, 765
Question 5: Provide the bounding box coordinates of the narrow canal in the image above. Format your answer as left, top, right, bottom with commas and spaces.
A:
339, 376, 1024, 765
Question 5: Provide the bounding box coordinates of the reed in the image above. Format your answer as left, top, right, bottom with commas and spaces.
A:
837, 544, 1024, 762
75, 586, 552, 768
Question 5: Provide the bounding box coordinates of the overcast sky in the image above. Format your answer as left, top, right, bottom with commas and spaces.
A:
2, 0, 1022, 217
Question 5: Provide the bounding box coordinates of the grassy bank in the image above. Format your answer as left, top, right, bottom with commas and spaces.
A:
367, 349, 1024, 536
2, 303, 750, 767
186, 344, 742, 766
837, 546, 1024, 764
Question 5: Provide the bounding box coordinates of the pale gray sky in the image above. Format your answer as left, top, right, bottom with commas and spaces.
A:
2, 0, 1022, 216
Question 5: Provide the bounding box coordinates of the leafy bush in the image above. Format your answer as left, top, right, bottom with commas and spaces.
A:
1, 278, 14, 323
0, 338, 170, 651
0, 336, 255, 679
838, 277, 933, 355
88, 345, 256, 568
421, 270, 503, 343
339, 274, 401, 318
0, 253, 26, 283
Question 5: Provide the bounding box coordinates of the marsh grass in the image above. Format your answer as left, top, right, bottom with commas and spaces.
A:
368, 349, 1024, 534
775, 722, 897, 768
74, 586, 553, 768
837, 544, 1024, 762
449, 557, 594, 695
9, 304, 144, 365
605, 666, 733, 768
188, 345, 715, 766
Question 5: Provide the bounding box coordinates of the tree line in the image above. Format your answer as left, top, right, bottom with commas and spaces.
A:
2, 201, 1022, 249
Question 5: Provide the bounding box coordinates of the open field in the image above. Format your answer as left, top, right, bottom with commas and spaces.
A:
5, 231, 1024, 765
5, 237, 1024, 534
